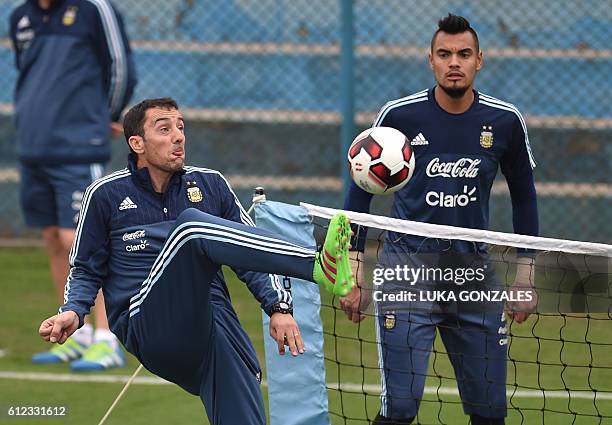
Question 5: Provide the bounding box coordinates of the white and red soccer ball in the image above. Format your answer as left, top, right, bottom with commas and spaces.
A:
347, 127, 415, 195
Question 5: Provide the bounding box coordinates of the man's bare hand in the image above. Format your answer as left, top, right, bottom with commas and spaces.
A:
506, 283, 538, 324
39, 311, 79, 344
269, 313, 304, 356
339, 254, 372, 323
505, 257, 538, 324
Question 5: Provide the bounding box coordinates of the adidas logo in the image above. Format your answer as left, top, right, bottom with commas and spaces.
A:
17, 15, 30, 29
118, 197, 137, 211
411, 132, 429, 146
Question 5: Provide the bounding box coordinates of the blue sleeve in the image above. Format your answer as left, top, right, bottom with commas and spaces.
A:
342, 101, 397, 251
216, 174, 292, 314
93, 2, 138, 121
343, 182, 374, 252
500, 114, 539, 254
506, 172, 538, 236
60, 185, 110, 327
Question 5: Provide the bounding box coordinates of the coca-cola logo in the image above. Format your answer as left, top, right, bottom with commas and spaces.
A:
426, 158, 481, 178
122, 230, 146, 241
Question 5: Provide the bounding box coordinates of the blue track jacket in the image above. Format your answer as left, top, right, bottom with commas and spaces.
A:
10, 0, 137, 164
60, 156, 292, 345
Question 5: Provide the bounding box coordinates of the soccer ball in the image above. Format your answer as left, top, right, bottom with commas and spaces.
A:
347, 127, 415, 195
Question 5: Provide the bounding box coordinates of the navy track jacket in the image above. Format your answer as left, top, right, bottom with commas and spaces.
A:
60, 156, 292, 345
10, 0, 137, 165
345, 88, 538, 253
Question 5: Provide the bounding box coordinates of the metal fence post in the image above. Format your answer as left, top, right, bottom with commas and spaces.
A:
340, 0, 355, 194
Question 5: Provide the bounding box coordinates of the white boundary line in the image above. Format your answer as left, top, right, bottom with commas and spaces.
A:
330, 382, 612, 402
0, 238, 44, 247
302, 203, 612, 257
1, 371, 610, 401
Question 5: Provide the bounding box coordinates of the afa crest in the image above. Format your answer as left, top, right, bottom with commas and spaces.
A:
383, 313, 396, 330
62, 6, 78, 26
480, 125, 494, 148
186, 181, 203, 203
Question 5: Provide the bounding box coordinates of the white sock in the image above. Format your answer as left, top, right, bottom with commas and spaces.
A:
94, 328, 119, 351
72, 323, 93, 347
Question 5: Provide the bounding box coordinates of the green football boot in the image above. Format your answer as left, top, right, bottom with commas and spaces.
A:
313, 213, 355, 296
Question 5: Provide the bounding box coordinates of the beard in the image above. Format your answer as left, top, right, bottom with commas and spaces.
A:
168, 154, 185, 170
140, 136, 185, 172
163, 155, 185, 173
438, 83, 470, 99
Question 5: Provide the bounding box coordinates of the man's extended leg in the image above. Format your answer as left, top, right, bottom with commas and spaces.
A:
129, 208, 354, 308
129, 227, 265, 424
128, 208, 354, 423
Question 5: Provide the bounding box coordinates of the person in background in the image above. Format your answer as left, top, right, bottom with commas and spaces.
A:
342, 14, 538, 425
9, 0, 137, 370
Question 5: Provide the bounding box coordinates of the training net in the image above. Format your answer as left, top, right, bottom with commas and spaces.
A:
302, 203, 612, 425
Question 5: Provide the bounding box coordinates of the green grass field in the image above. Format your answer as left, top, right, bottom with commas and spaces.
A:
1, 247, 612, 425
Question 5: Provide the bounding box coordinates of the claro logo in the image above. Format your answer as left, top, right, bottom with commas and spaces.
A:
126, 240, 149, 252
426, 185, 478, 208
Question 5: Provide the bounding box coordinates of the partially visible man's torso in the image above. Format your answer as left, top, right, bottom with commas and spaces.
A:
376, 88, 529, 254
11, 0, 117, 164
78, 163, 238, 343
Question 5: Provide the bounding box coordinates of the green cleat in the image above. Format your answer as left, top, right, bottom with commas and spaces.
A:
313, 213, 355, 296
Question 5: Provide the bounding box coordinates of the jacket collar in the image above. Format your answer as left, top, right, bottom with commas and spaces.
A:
127, 154, 186, 194
29, 0, 66, 11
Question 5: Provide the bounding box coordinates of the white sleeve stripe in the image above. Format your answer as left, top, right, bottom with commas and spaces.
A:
85, 0, 127, 115
372, 89, 428, 125
62, 268, 74, 306
479, 93, 536, 167
478, 98, 536, 168
70, 168, 131, 263
269, 273, 284, 303
373, 96, 428, 127
69, 169, 130, 264
378, 89, 428, 110
270, 274, 293, 304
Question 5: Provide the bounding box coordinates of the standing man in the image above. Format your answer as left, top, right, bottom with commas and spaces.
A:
342, 14, 538, 425
9, 0, 137, 370
38, 97, 354, 424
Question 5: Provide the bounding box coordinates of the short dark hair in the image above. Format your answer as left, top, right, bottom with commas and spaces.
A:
123, 97, 179, 148
431, 14, 479, 52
